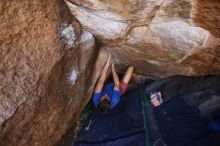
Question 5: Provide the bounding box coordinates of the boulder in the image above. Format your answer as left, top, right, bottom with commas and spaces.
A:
66, 0, 220, 76
0, 0, 107, 146
0, 0, 220, 146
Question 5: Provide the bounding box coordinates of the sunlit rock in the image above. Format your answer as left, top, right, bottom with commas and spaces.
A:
67, 0, 220, 76
65, 1, 129, 40
0, 0, 220, 146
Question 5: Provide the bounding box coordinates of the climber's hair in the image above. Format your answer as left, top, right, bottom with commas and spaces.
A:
98, 98, 110, 113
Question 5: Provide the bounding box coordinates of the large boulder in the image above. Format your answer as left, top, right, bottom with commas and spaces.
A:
0, 0, 108, 146
66, 0, 220, 77
0, 0, 220, 146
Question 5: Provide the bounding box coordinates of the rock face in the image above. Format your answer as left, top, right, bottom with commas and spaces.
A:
0, 0, 108, 146
0, 0, 220, 146
66, 0, 220, 77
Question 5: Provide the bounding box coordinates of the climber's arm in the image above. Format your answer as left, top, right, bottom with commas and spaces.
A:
112, 63, 120, 91
94, 54, 111, 93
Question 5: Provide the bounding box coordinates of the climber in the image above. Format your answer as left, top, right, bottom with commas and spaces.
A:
93, 54, 134, 112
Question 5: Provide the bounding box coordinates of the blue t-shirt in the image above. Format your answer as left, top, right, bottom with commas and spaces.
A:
93, 83, 121, 109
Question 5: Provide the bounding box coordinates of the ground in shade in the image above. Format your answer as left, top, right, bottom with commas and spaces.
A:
55, 75, 220, 146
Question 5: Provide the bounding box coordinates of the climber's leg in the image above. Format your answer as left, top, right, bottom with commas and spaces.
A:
120, 66, 134, 95
94, 53, 111, 93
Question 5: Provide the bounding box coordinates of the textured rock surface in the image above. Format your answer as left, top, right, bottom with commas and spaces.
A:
0, 0, 220, 146
66, 0, 220, 77
0, 0, 107, 146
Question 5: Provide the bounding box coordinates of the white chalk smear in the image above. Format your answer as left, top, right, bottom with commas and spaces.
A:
148, 60, 161, 66
61, 24, 76, 48
80, 31, 93, 43
68, 68, 78, 85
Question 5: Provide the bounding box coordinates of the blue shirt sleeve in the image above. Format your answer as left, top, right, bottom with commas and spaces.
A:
110, 90, 121, 109
93, 92, 101, 107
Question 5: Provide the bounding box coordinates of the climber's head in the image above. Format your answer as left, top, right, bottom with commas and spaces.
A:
98, 94, 110, 112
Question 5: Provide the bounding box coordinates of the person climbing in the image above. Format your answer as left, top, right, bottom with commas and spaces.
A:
93, 53, 134, 112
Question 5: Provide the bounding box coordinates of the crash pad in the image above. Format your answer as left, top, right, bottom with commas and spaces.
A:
75, 87, 146, 146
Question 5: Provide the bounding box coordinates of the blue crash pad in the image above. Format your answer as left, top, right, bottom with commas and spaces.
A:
75, 87, 146, 146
